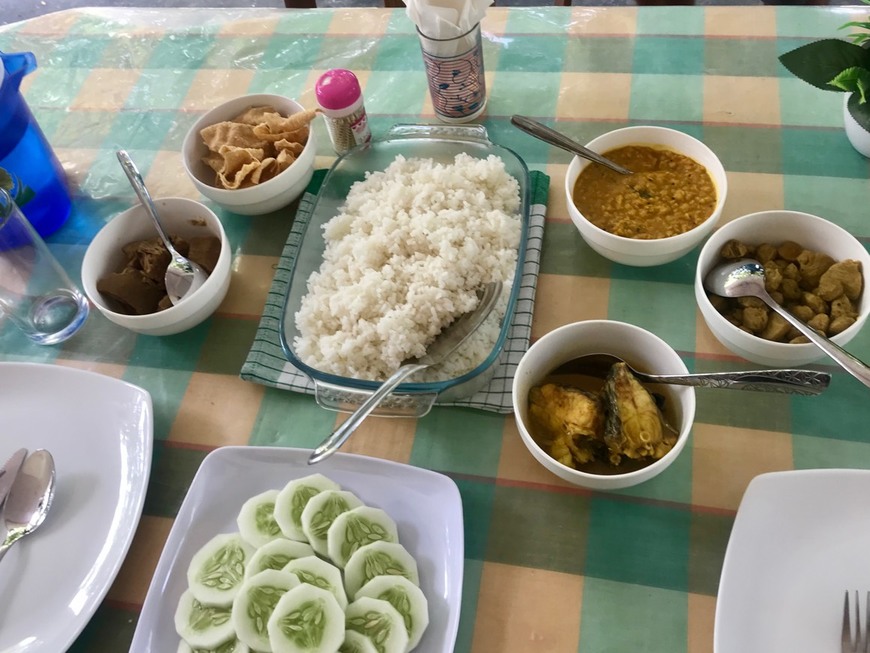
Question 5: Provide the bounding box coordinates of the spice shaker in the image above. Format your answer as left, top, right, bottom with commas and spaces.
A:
315, 69, 372, 155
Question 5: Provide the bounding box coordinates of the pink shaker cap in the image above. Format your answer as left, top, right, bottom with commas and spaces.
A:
315, 69, 362, 110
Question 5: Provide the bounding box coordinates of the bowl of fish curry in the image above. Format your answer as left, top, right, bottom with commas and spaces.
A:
512, 320, 695, 490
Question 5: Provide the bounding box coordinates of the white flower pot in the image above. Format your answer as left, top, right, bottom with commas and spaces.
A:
843, 94, 870, 158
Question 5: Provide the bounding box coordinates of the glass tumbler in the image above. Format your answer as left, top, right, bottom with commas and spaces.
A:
0, 188, 88, 344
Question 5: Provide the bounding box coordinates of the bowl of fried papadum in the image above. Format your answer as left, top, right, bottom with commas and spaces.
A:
182, 93, 318, 215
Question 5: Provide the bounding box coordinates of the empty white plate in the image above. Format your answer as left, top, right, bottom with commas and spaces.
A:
715, 469, 870, 653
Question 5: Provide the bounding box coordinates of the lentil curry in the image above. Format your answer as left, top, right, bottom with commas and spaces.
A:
572, 145, 717, 240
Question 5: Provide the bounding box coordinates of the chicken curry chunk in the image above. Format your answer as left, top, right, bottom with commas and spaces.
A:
710, 239, 863, 343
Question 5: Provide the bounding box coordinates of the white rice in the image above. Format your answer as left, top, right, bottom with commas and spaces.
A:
294, 152, 522, 382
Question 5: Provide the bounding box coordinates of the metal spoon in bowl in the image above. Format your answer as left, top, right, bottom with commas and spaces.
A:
116, 150, 207, 305
0, 449, 56, 564
510, 115, 633, 175
308, 281, 503, 465
703, 258, 870, 389
551, 353, 831, 395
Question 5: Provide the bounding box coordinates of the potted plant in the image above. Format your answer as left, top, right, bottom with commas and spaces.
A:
779, 0, 870, 157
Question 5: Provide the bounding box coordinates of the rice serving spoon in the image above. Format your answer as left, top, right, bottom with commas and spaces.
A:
0, 449, 56, 564
703, 258, 870, 388
116, 149, 208, 305
554, 353, 831, 395
511, 115, 633, 175
308, 281, 503, 465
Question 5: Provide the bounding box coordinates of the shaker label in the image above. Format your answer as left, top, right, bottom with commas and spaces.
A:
350, 111, 371, 146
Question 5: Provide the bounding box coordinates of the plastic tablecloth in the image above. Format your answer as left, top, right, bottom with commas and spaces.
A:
1, 5, 869, 652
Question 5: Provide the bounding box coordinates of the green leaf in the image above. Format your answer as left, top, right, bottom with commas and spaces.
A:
829, 66, 870, 98
779, 39, 870, 91
848, 92, 870, 132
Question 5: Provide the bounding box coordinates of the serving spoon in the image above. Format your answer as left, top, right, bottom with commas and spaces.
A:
116, 149, 208, 305
703, 258, 870, 389
308, 281, 503, 465
552, 353, 831, 395
510, 115, 633, 175
0, 449, 56, 564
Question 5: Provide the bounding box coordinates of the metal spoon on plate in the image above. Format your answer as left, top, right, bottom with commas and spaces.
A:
704, 258, 870, 388
308, 281, 504, 465
116, 149, 207, 305
510, 115, 633, 175
0, 449, 56, 563
552, 353, 831, 395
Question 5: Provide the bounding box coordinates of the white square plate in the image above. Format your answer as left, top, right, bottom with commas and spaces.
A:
0, 362, 153, 653
130, 446, 464, 652
715, 469, 870, 653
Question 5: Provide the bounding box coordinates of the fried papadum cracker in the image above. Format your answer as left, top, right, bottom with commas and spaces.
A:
199, 104, 318, 190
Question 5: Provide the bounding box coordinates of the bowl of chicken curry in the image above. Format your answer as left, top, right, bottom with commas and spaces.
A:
512, 320, 695, 490
695, 210, 870, 367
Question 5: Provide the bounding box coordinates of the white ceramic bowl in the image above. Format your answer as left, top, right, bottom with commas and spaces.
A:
695, 209, 870, 367
565, 125, 728, 267
81, 197, 231, 336
512, 320, 695, 491
182, 93, 316, 216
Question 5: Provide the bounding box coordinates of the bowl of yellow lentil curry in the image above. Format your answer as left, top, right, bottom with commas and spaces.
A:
565, 126, 727, 267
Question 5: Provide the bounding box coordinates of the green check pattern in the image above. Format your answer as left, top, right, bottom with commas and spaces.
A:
0, 6, 869, 653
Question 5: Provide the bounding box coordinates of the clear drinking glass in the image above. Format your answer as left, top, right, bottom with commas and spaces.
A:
0, 188, 89, 344
417, 22, 487, 124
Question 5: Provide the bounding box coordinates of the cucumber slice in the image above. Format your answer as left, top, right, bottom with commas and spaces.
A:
274, 474, 341, 542
267, 584, 345, 653
237, 489, 283, 549
326, 506, 399, 569
231, 569, 300, 653
177, 638, 251, 653
282, 554, 348, 610
345, 597, 409, 653
343, 541, 420, 600
188, 533, 255, 606
357, 576, 429, 651
174, 589, 235, 649
301, 490, 364, 558
245, 539, 316, 578
339, 630, 378, 653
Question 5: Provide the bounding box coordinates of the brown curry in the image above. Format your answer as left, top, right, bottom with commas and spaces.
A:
572, 145, 717, 240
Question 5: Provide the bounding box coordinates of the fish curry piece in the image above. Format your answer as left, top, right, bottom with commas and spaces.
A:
528, 362, 676, 471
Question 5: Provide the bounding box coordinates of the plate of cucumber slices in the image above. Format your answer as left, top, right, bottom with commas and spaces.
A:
130, 446, 464, 653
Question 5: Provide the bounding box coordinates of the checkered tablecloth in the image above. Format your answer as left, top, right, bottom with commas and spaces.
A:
1, 5, 869, 652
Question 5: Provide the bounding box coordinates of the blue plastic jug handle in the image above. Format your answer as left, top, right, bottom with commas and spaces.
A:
1, 51, 38, 89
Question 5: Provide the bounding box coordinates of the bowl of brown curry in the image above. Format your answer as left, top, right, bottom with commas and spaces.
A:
564, 126, 727, 267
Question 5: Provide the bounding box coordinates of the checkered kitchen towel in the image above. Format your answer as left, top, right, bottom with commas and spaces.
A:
241, 169, 549, 414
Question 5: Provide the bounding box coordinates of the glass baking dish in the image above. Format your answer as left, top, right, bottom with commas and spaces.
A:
279, 123, 531, 417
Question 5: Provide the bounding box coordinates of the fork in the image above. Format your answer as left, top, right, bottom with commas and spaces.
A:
843, 591, 870, 653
